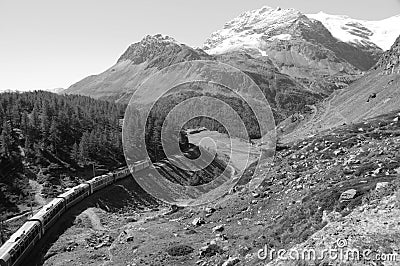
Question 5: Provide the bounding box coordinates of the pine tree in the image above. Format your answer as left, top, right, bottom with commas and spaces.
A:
0, 122, 11, 157
48, 119, 60, 152
79, 132, 90, 164
71, 142, 79, 162
10, 105, 20, 128
21, 111, 29, 136
0, 130, 9, 157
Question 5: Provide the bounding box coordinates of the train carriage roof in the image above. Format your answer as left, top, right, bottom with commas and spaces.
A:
57, 183, 89, 198
30, 198, 64, 220
0, 221, 40, 261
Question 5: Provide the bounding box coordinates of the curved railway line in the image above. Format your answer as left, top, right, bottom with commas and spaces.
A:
0, 160, 152, 266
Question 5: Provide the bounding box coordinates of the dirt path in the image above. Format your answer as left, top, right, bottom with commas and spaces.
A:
81, 208, 105, 231
29, 179, 47, 206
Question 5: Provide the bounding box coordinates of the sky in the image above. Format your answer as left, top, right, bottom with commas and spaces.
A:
1, 0, 400, 91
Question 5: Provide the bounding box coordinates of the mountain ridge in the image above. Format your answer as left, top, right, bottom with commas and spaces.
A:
307, 11, 400, 51
279, 32, 400, 143
64, 6, 400, 129
203, 6, 381, 71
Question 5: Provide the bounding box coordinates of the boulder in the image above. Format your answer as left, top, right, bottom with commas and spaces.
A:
340, 189, 357, 201
212, 225, 224, 233
375, 182, 389, 190
192, 217, 205, 226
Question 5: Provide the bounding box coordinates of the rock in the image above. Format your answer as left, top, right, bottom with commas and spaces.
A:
252, 192, 260, 198
94, 243, 105, 249
222, 257, 240, 266
372, 168, 381, 175
199, 244, 223, 257
126, 236, 134, 242
164, 204, 182, 215
125, 216, 137, 223
333, 150, 342, 156
166, 244, 194, 256
205, 207, 216, 214
192, 217, 205, 226
215, 234, 228, 241
212, 225, 224, 233
375, 182, 389, 190
340, 189, 357, 201
394, 167, 400, 175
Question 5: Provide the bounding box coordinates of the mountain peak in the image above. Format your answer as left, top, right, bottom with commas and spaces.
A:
222, 5, 303, 30
117, 34, 183, 64
203, 6, 305, 54
116, 34, 211, 70
141, 34, 179, 45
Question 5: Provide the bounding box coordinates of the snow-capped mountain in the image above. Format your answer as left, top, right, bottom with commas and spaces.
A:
203, 6, 382, 95
307, 12, 400, 51
202, 6, 380, 70
203, 6, 303, 55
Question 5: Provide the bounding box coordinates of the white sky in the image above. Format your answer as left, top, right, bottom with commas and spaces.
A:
1, 0, 400, 91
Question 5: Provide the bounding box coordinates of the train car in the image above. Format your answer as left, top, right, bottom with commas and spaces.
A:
56, 183, 90, 209
100, 173, 113, 186
0, 163, 155, 266
113, 168, 122, 180
28, 198, 65, 234
115, 167, 130, 181
0, 221, 41, 266
87, 174, 110, 193
129, 159, 150, 173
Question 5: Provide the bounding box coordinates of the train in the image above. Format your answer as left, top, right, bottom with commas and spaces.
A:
0, 159, 150, 266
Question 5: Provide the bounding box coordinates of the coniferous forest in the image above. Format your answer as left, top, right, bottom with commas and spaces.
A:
0, 91, 126, 216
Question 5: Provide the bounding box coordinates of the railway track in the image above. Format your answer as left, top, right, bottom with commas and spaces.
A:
0, 160, 152, 266
25, 174, 158, 266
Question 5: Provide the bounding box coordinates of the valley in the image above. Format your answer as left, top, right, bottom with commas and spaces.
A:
1, 3, 400, 266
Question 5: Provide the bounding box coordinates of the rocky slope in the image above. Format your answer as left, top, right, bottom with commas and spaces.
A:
41, 107, 400, 266
373, 35, 400, 74
279, 34, 400, 143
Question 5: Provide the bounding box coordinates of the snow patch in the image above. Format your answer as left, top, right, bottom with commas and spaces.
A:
204, 6, 302, 54
268, 34, 292, 41
307, 12, 400, 51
